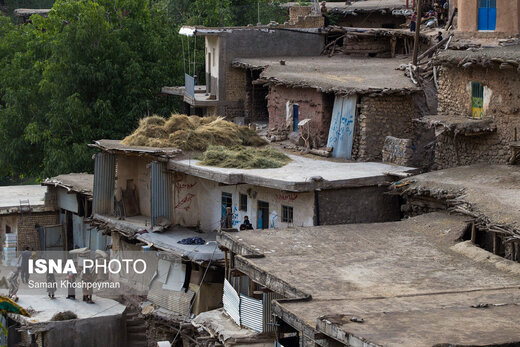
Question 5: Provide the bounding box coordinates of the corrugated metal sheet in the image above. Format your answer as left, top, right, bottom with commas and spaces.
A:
263, 292, 284, 333
240, 294, 263, 333
93, 153, 115, 214
150, 161, 173, 226
223, 279, 240, 326
148, 277, 194, 316
72, 214, 86, 248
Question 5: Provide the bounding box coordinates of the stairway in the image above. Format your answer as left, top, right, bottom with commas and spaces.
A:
125, 308, 148, 347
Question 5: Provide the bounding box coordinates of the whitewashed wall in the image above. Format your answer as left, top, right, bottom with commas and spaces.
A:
171, 172, 315, 232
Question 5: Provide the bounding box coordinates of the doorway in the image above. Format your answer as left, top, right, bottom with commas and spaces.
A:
221, 192, 232, 218
292, 104, 299, 132
257, 201, 269, 229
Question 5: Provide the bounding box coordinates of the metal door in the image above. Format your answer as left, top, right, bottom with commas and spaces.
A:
478, 0, 496, 31
292, 104, 299, 132
44, 225, 65, 251
326, 95, 357, 159
471, 82, 484, 119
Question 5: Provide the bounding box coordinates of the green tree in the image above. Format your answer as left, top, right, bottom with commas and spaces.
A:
0, 0, 181, 178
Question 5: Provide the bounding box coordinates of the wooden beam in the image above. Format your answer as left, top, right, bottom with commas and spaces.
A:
471, 221, 477, 244
412, 0, 421, 66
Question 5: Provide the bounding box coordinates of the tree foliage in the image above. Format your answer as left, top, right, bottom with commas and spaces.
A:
0, 0, 287, 181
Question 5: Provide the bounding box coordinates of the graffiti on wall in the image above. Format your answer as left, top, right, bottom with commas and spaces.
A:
270, 211, 278, 229
232, 206, 240, 227
175, 193, 195, 211
276, 192, 298, 202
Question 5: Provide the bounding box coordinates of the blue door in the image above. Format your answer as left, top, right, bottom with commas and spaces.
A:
478, 0, 496, 31
292, 104, 299, 132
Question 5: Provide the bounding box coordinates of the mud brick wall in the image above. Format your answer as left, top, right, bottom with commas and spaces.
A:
343, 37, 391, 57
289, 6, 313, 21
435, 66, 520, 169
267, 86, 334, 148
382, 136, 414, 166
17, 212, 59, 250
353, 94, 419, 161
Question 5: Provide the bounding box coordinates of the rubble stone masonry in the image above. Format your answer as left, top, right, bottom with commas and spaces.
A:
267, 86, 333, 148
353, 95, 419, 161
17, 212, 59, 251
435, 66, 520, 169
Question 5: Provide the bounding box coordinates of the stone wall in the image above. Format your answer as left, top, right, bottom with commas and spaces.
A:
353, 94, 420, 161
17, 212, 59, 250
382, 136, 414, 166
266, 86, 334, 148
435, 66, 520, 169
336, 12, 406, 29
318, 185, 401, 225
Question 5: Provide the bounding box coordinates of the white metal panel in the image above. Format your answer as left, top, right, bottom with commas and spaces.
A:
163, 261, 186, 291
58, 189, 78, 213
223, 279, 240, 326
240, 294, 263, 333
156, 259, 170, 284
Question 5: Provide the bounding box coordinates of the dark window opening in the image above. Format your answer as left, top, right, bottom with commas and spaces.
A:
5, 225, 11, 233
282, 205, 293, 223
257, 201, 269, 229
239, 193, 248, 211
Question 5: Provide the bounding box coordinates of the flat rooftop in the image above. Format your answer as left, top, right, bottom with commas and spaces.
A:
283, 0, 408, 12
42, 173, 94, 197
436, 45, 520, 66
179, 26, 321, 37
92, 214, 224, 262
10, 295, 125, 324
217, 213, 520, 346
0, 185, 48, 214
90, 139, 181, 158
397, 164, 520, 230
167, 154, 416, 192
233, 56, 419, 95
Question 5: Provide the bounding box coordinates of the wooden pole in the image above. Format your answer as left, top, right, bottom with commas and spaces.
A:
412, 0, 421, 66
471, 221, 477, 244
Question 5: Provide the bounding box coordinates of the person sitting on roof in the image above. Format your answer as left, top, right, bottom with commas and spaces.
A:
240, 216, 254, 231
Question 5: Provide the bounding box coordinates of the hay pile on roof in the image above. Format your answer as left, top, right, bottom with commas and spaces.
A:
51, 311, 78, 321
200, 145, 290, 169
122, 114, 267, 151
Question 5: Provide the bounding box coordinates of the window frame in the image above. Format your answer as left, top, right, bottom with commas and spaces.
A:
281, 205, 294, 223
239, 193, 248, 212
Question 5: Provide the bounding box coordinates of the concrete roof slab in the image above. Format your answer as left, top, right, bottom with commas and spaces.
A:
168, 155, 416, 192
218, 213, 520, 346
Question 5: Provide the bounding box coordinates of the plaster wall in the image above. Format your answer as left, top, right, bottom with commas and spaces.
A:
205, 36, 220, 96
116, 155, 152, 217
171, 172, 315, 231
435, 66, 520, 168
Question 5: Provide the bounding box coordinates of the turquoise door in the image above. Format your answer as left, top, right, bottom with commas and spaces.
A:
478, 0, 496, 31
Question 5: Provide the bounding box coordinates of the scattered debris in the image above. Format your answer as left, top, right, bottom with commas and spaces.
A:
51, 311, 78, 321
177, 237, 206, 245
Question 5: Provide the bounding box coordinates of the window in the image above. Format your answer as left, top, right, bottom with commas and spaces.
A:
471, 82, 484, 119
282, 205, 293, 223
239, 193, 248, 211
5, 225, 11, 234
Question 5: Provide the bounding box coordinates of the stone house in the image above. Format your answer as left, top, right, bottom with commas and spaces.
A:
41, 173, 109, 251
233, 55, 426, 162
420, 45, 520, 169
90, 139, 414, 235
162, 26, 324, 123
0, 185, 57, 264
